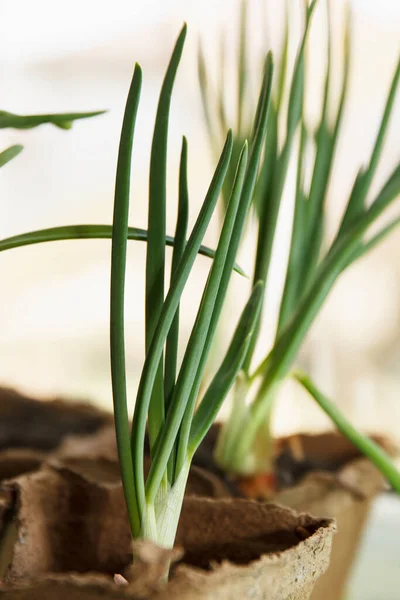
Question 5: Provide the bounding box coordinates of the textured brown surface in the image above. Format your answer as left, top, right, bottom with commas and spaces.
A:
56, 426, 118, 462
57, 426, 231, 498
0, 462, 131, 582
191, 429, 391, 600
0, 450, 44, 482
170, 498, 335, 600
0, 573, 145, 600
275, 431, 396, 488
186, 466, 232, 499
176, 497, 321, 565
275, 457, 383, 600
0, 460, 335, 599
0, 411, 382, 600
0, 387, 112, 452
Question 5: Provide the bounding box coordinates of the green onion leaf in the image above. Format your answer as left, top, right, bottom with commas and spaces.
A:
0, 145, 23, 167
110, 64, 142, 538
0, 109, 106, 130
294, 371, 400, 493
346, 214, 400, 267
0, 224, 245, 275
198, 42, 217, 150
277, 122, 308, 333
339, 55, 400, 235
243, 3, 317, 370
131, 130, 233, 517
146, 24, 187, 452
188, 281, 263, 455
165, 141, 249, 485
164, 137, 189, 483
164, 137, 189, 413
170, 55, 274, 475
255, 161, 400, 397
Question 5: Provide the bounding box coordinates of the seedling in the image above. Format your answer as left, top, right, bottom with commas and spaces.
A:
199, 0, 400, 485
109, 25, 273, 550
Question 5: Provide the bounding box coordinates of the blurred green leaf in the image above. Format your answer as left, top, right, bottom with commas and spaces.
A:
294, 371, 400, 493
109, 64, 142, 538
0, 145, 23, 167
0, 109, 106, 130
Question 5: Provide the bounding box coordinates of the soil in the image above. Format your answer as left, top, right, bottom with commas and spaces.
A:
191, 423, 392, 498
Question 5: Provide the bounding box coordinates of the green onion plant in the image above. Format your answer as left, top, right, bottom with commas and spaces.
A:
109, 25, 273, 550
199, 0, 400, 481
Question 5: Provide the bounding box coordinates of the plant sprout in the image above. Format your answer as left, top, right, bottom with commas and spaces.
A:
0, 145, 24, 168
0, 225, 245, 275
293, 371, 400, 492
0, 109, 105, 168
0, 109, 105, 130
199, 0, 400, 482
110, 25, 273, 550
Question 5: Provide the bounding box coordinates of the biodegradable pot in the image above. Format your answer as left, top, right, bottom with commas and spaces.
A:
0, 458, 335, 599
273, 433, 386, 600
43, 421, 386, 599
192, 429, 390, 600
56, 425, 232, 499
0, 395, 352, 598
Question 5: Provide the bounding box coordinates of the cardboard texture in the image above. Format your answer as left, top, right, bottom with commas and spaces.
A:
191, 428, 389, 600
0, 460, 335, 599
0, 394, 387, 599
274, 434, 385, 600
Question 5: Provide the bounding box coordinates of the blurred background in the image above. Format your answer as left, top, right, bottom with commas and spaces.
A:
1, 0, 399, 433
0, 0, 399, 596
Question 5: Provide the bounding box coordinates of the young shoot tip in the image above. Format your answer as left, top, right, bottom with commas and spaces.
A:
265, 49, 273, 65
179, 22, 188, 38
133, 63, 143, 77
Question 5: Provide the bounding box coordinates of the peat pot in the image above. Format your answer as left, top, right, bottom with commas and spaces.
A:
0, 457, 335, 599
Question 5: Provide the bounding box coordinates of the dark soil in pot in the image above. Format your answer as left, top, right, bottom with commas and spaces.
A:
192, 424, 392, 497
